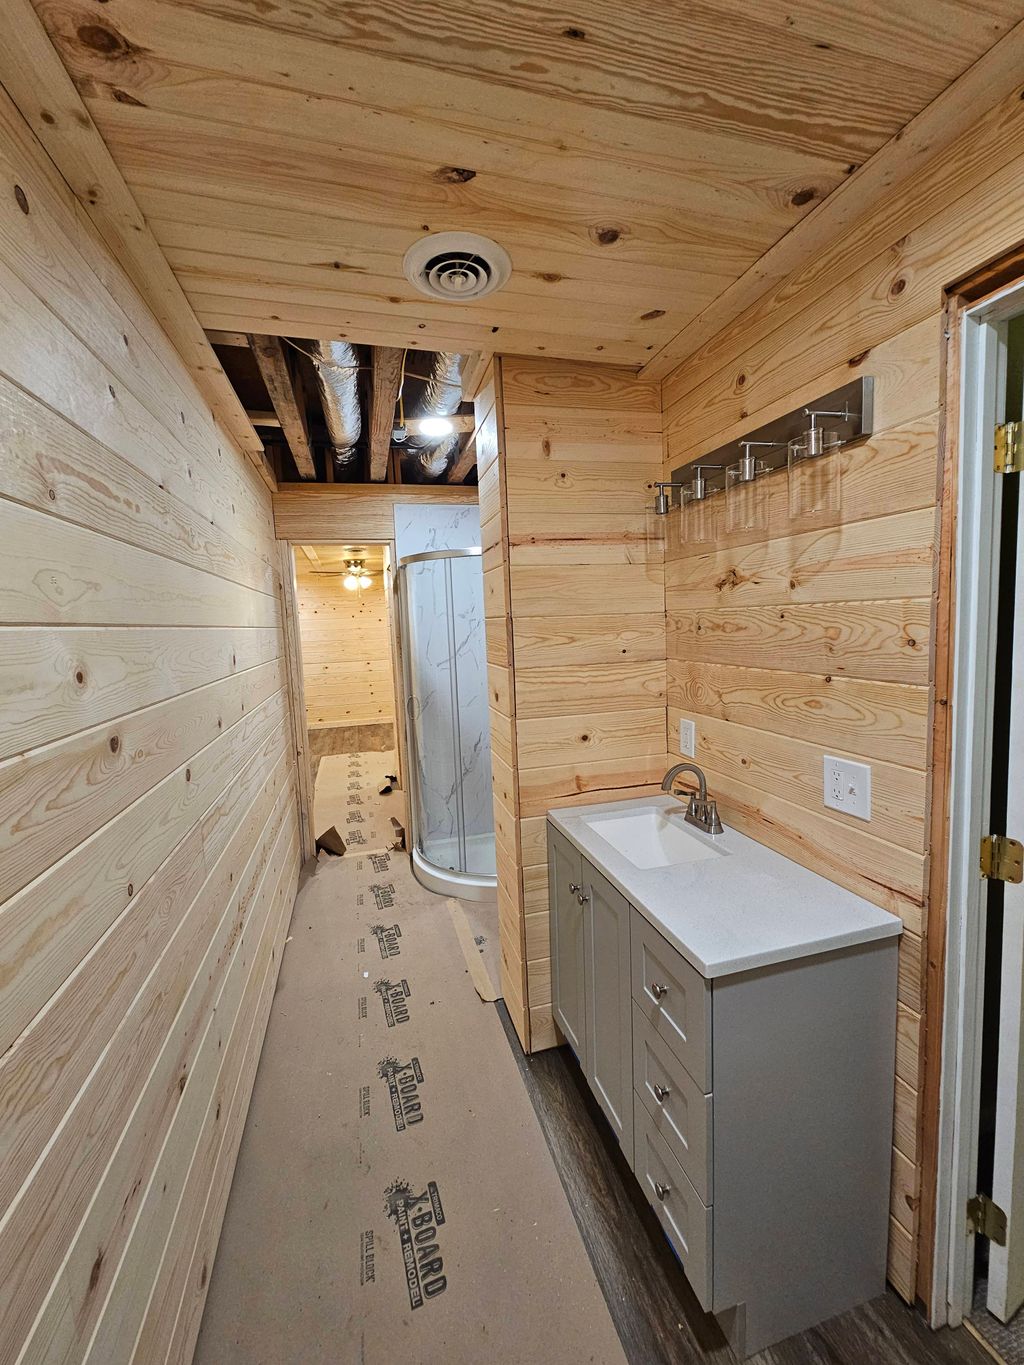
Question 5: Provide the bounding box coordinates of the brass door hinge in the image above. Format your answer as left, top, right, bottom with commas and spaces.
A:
994, 421, 1024, 474
981, 835, 1024, 883
968, 1193, 1008, 1245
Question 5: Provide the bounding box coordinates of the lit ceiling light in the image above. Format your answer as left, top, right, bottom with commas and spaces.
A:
342, 559, 372, 591
417, 415, 454, 439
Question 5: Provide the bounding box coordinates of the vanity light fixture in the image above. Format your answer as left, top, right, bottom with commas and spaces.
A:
678, 465, 723, 546
726, 441, 776, 533
342, 559, 373, 591
788, 406, 848, 521
645, 480, 688, 560
664, 377, 872, 538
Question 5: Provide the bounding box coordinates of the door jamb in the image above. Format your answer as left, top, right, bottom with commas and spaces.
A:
278, 542, 315, 863
281, 540, 407, 855
928, 274, 1024, 1326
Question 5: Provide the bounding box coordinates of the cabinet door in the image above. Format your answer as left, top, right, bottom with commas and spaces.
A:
548, 826, 586, 1066
584, 862, 634, 1164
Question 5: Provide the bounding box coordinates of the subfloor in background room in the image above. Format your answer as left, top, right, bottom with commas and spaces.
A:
193, 753, 620, 1364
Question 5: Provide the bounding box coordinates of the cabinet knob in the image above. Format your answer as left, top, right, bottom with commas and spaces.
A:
650, 981, 669, 1001
568, 882, 580, 895
654, 1181, 671, 1201
577, 892, 589, 905
653, 1083, 671, 1103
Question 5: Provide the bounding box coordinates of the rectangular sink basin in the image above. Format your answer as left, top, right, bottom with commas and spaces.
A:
582, 806, 724, 870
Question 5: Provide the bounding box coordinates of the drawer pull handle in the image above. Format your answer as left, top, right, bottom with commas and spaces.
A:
650, 981, 669, 1000
653, 1084, 671, 1103
654, 1181, 671, 1201
568, 882, 580, 894
577, 892, 589, 905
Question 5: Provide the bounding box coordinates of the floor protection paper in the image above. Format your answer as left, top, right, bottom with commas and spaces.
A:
194, 752, 625, 1365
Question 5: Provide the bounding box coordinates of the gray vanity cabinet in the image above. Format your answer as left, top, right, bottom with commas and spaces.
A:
548, 827, 586, 1067
548, 828, 633, 1162
582, 863, 633, 1164
547, 815, 898, 1358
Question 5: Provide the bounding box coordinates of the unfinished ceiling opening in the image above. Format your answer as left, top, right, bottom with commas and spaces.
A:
210, 335, 479, 485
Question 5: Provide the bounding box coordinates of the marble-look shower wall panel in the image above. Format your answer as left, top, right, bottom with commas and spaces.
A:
450, 554, 493, 839
395, 502, 493, 871
394, 503, 481, 557
404, 559, 460, 860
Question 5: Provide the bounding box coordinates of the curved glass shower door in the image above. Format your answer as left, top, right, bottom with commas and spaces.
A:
398, 548, 496, 900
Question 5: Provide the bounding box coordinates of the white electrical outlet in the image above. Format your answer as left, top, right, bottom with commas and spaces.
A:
677, 717, 696, 757
823, 754, 871, 821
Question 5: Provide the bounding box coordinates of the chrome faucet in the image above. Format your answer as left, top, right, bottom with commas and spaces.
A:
661, 762, 724, 835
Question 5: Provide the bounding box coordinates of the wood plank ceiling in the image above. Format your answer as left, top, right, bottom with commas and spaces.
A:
31, 0, 1024, 369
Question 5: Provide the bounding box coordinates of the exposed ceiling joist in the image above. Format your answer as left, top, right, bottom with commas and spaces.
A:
368, 346, 404, 482
460, 352, 491, 401
247, 334, 317, 479
298, 544, 323, 568
246, 409, 282, 427
207, 329, 252, 348
447, 436, 477, 485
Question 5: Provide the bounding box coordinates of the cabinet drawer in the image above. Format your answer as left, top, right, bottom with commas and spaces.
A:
634, 1101, 712, 1311
632, 1004, 712, 1203
631, 910, 711, 1091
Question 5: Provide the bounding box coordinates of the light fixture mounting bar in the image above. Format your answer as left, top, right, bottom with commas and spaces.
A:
670, 376, 873, 494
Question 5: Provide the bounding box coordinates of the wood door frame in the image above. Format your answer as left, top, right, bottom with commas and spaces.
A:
279, 542, 316, 864
921, 260, 1024, 1324
284, 538, 407, 847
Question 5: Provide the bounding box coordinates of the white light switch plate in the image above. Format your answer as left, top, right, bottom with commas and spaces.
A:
823, 754, 871, 821
677, 718, 696, 757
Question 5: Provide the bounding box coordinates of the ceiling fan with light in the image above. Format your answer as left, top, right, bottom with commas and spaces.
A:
342, 559, 372, 591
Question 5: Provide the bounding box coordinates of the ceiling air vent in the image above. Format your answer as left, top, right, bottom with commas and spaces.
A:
403, 231, 512, 302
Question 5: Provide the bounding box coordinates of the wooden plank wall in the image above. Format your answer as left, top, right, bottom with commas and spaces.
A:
659, 82, 1024, 1303
272, 482, 477, 542
294, 557, 395, 731
0, 85, 299, 1364
478, 357, 668, 1051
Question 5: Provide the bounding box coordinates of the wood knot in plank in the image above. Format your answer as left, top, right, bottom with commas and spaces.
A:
435, 166, 477, 184
76, 23, 143, 59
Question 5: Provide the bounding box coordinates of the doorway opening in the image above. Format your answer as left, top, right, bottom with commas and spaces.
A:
934, 271, 1024, 1357
291, 542, 405, 844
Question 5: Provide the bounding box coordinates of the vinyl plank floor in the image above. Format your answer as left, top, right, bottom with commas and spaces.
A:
500, 1012, 992, 1365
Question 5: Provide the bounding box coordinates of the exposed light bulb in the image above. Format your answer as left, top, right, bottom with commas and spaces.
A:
343, 573, 359, 591
417, 415, 454, 439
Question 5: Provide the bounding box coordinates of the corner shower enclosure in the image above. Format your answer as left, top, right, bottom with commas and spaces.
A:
397, 548, 496, 900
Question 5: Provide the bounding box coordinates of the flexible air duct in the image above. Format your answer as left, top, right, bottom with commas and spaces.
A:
311, 340, 361, 469
405, 352, 465, 480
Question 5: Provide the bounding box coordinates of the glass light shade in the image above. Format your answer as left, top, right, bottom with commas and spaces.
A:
788, 427, 841, 521
676, 488, 721, 546
343, 573, 360, 591
359, 573, 372, 588
725, 458, 769, 533
644, 503, 668, 562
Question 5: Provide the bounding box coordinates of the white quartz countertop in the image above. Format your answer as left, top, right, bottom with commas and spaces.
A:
548, 795, 902, 978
